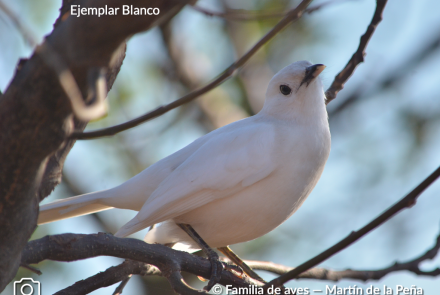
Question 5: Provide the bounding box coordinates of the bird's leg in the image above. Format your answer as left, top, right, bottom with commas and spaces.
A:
177, 223, 223, 291
218, 246, 266, 283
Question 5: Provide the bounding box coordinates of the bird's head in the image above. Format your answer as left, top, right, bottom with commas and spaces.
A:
262, 61, 326, 120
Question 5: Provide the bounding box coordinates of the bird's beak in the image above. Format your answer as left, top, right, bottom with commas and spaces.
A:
300, 64, 326, 88
308, 64, 326, 77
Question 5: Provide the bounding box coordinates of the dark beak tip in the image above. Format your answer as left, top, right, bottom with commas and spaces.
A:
308, 64, 326, 76
301, 63, 326, 87
308, 64, 325, 71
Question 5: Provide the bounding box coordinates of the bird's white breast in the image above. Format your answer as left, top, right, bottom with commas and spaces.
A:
172, 118, 330, 248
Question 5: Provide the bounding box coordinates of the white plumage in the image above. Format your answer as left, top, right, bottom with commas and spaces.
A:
38, 60, 331, 251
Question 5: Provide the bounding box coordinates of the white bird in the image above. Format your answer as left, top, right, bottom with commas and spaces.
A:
38, 60, 330, 253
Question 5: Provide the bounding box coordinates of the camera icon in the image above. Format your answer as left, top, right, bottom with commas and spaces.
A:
13, 278, 40, 295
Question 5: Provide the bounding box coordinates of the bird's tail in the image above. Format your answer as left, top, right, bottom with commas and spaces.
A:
38, 190, 113, 225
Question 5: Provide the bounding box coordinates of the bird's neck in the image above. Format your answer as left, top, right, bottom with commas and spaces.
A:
260, 93, 328, 127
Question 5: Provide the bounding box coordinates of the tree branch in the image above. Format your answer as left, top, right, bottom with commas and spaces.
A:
71, 0, 315, 140
112, 274, 133, 295
72, 0, 387, 139
248, 231, 440, 280
0, 0, 191, 291
54, 260, 151, 295
264, 165, 440, 288
21, 161, 440, 294
328, 31, 440, 117
0, 1, 127, 202
22, 228, 440, 294
325, 0, 388, 104
21, 233, 261, 294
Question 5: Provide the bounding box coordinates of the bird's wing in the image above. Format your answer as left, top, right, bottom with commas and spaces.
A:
115, 123, 277, 237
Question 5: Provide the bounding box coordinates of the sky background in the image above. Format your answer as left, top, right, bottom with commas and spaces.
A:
1, 0, 440, 294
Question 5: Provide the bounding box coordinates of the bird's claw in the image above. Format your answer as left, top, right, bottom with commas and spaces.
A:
223, 263, 245, 278
203, 253, 224, 292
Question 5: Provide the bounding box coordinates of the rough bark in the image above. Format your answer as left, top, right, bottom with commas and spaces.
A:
0, 0, 190, 290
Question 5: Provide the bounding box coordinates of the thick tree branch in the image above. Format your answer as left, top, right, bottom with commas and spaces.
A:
325, 0, 388, 104
21, 233, 261, 294
264, 165, 440, 288
37, 56, 126, 203
0, 1, 126, 202
71, 0, 315, 139
0, 0, 191, 291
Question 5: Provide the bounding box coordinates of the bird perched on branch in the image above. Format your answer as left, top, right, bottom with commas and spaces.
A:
38, 60, 330, 288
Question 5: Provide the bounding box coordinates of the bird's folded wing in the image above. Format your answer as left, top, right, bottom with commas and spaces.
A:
115, 124, 277, 237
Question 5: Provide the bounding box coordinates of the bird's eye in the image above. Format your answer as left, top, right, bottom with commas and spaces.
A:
280, 85, 292, 95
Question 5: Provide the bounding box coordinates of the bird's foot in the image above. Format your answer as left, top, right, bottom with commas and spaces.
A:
223, 262, 245, 278
203, 250, 224, 291
218, 246, 266, 283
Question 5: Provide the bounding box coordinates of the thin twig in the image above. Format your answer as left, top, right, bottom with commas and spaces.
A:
71, 0, 314, 139
191, 0, 350, 21
19, 263, 42, 275
112, 275, 132, 295
325, 0, 388, 104
0, 0, 36, 47
328, 31, 440, 117
71, 0, 384, 138
248, 232, 440, 280
53, 260, 150, 295
264, 165, 440, 288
